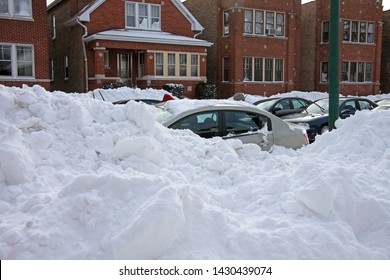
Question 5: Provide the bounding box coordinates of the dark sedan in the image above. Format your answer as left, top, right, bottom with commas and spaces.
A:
254, 97, 312, 117
282, 97, 377, 142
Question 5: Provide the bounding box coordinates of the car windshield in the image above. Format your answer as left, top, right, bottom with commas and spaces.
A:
304, 99, 329, 114
256, 99, 277, 111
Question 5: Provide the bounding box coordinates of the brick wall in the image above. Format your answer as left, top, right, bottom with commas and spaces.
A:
0, 0, 50, 89
300, 1, 316, 92
185, 0, 301, 98
381, 10, 390, 93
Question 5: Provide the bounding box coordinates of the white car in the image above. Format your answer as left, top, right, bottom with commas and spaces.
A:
155, 100, 309, 151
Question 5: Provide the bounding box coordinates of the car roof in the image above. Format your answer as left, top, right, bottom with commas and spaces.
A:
159, 100, 276, 123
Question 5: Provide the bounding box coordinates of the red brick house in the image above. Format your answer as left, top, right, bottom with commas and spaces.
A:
301, 0, 383, 96
47, 0, 212, 97
184, 0, 302, 98
0, 0, 50, 89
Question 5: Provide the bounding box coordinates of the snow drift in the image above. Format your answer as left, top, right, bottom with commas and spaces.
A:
0, 85, 389, 259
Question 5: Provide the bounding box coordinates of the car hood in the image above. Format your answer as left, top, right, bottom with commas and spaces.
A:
283, 113, 328, 123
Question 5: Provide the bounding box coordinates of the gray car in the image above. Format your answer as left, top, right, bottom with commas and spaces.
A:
155, 101, 309, 151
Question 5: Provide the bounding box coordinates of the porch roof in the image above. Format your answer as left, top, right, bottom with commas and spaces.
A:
84, 29, 213, 47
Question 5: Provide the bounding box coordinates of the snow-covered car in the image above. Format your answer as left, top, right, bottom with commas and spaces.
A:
155, 100, 309, 151
253, 97, 312, 117
282, 97, 378, 142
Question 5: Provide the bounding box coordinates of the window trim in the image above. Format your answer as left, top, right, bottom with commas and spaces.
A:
343, 19, 375, 44
0, 0, 33, 19
243, 57, 284, 82
154, 52, 200, 78
223, 10, 230, 35
341, 61, 373, 83
244, 9, 285, 37
0, 43, 34, 78
125, 1, 161, 30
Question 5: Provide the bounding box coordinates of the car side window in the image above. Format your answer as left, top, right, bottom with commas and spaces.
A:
224, 111, 267, 134
292, 99, 310, 109
358, 100, 375, 110
169, 112, 219, 138
275, 100, 291, 110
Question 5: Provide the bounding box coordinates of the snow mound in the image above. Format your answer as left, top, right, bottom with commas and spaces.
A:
0, 85, 389, 260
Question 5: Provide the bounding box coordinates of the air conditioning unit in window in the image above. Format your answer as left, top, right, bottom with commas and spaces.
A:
266, 28, 276, 36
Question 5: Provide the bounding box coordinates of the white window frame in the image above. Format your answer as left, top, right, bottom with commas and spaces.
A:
0, 43, 34, 78
244, 9, 284, 37
154, 52, 200, 78
125, 1, 161, 30
341, 61, 373, 83
51, 15, 56, 40
243, 57, 284, 82
104, 50, 110, 69
223, 10, 230, 35
0, 0, 32, 19
343, 20, 375, 44
64, 55, 69, 80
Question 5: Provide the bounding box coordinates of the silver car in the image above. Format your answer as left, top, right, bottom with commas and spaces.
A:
155, 101, 309, 151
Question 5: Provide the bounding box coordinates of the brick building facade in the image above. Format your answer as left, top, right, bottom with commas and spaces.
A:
302, 0, 383, 96
381, 9, 390, 93
0, 0, 50, 89
47, 0, 212, 97
185, 0, 301, 98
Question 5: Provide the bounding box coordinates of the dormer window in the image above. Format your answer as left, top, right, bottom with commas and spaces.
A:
125, 1, 161, 30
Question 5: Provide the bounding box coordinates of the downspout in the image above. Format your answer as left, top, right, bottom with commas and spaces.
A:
194, 29, 203, 38
76, 17, 89, 92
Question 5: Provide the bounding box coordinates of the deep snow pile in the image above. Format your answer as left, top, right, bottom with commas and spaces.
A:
0, 85, 389, 260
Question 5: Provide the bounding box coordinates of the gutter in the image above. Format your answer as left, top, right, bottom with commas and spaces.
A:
76, 17, 89, 92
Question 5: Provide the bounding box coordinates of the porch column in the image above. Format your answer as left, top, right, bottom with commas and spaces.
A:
93, 47, 106, 79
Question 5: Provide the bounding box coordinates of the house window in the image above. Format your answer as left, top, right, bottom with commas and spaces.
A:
0, 0, 32, 18
244, 10, 253, 34
255, 11, 264, 35
64, 56, 69, 80
254, 57, 263, 81
191, 54, 198, 77
104, 51, 110, 69
243, 57, 283, 82
342, 61, 372, 82
155, 52, 199, 77
244, 9, 284, 37
223, 57, 229, 81
0, 45, 12, 76
51, 15, 56, 40
155, 53, 163, 76
322, 21, 329, 43
125, 1, 161, 30
0, 44, 33, 78
180, 54, 187, 76
17, 45, 33, 76
243, 57, 252, 81
275, 59, 283, 81
223, 10, 230, 35
138, 52, 144, 77
321, 62, 328, 82
50, 59, 54, 81
343, 20, 375, 44
168, 53, 175, 76
264, 58, 273, 81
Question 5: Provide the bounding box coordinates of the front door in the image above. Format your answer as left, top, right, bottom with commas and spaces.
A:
118, 53, 132, 86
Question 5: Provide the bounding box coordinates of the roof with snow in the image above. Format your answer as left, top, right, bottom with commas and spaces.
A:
84, 29, 213, 47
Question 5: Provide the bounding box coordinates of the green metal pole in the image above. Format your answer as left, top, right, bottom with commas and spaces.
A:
329, 0, 340, 131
